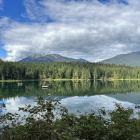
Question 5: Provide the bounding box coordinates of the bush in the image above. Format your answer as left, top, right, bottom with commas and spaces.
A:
0, 98, 140, 140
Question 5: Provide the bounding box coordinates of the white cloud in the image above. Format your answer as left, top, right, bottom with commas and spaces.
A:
2, 0, 140, 61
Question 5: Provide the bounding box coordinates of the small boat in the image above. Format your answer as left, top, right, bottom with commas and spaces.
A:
42, 85, 49, 88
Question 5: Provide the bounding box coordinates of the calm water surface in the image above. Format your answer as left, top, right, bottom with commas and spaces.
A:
1, 80, 140, 115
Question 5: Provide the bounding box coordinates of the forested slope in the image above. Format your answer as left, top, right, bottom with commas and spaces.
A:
0, 61, 140, 80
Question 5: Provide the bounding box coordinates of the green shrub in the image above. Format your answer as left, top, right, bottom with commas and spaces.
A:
1, 98, 140, 140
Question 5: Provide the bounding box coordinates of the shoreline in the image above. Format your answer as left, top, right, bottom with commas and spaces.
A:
0, 78, 140, 83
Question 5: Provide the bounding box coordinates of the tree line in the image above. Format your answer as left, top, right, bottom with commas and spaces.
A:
1, 60, 140, 80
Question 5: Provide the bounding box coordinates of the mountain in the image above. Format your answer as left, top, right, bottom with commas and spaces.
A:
19, 54, 88, 63
102, 51, 140, 66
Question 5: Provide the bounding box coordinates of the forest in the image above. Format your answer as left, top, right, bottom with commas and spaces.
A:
1, 60, 140, 80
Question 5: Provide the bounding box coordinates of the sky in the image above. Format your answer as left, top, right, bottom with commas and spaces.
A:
0, 0, 140, 62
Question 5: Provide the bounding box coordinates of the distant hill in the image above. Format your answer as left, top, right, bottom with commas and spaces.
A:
102, 51, 140, 66
19, 54, 88, 63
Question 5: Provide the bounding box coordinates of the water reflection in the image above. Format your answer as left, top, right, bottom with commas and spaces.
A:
0, 95, 139, 116
1, 80, 140, 115
0, 80, 140, 98
61, 95, 138, 115
0, 100, 5, 114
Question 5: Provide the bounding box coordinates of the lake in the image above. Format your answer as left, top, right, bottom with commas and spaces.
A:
1, 80, 140, 115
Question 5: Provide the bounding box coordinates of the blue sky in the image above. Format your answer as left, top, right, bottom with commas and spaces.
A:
0, 0, 26, 22
0, 0, 57, 59
0, 0, 140, 62
0, 0, 27, 58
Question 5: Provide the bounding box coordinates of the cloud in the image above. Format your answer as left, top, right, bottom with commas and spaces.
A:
1, 0, 140, 61
24, 0, 127, 22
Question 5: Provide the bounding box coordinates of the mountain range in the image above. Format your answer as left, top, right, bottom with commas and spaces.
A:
102, 51, 140, 66
18, 51, 140, 66
19, 54, 88, 63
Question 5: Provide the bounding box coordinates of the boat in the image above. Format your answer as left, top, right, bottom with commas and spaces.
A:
42, 85, 49, 88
